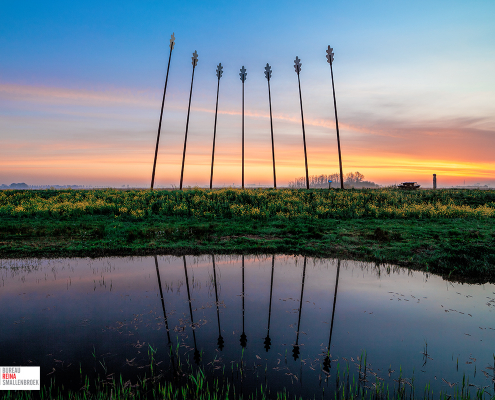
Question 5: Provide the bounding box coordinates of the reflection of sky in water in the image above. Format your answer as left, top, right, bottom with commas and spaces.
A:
0, 256, 494, 398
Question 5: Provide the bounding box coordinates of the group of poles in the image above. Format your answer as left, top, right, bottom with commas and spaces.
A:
154, 255, 341, 371
150, 33, 344, 191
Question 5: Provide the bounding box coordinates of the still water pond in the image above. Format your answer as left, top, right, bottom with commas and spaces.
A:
1, 255, 494, 398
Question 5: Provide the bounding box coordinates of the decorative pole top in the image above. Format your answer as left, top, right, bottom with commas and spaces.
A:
191, 50, 198, 67
170, 33, 175, 50
326, 45, 334, 64
264, 63, 272, 81
294, 56, 302, 74
216, 63, 223, 79
239, 66, 247, 82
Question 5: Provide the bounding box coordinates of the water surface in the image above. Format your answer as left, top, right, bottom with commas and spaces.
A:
1, 255, 494, 398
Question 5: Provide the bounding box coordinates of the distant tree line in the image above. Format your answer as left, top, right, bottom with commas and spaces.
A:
0, 183, 92, 190
288, 172, 379, 188
0, 183, 29, 189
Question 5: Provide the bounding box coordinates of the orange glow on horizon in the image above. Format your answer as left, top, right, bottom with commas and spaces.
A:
2, 83, 494, 187
2, 146, 493, 187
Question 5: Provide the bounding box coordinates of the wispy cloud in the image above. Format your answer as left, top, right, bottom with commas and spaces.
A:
0, 83, 158, 107
1, 82, 355, 131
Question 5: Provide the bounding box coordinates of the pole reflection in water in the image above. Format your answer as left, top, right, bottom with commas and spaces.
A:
183, 256, 201, 364
154, 256, 177, 374
264, 255, 275, 352
154, 256, 172, 345
323, 259, 341, 373
240, 255, 247, 348
293, 256, 307, 360
212, 255, 224, 350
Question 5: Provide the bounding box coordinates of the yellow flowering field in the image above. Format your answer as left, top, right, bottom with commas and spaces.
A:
1, 188, 494, 220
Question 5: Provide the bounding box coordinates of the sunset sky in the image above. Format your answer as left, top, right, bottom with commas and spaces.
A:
1, 0, 494, 188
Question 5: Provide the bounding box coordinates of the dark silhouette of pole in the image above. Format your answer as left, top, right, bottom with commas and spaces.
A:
183, 256, 201, 364
179, 51, 198, 190
323, 259, 341, 373
210, 63, 223, 189
293, 256, 307, 360
212, 255, 224, 350
294, 56, 309, 190
239, 66, 247, 189
326, 46, 344, 189
264, 63, 277, 189
242, 80, 244, 189
151, 33, 175, 190
240, 255, 247, 348
264, 255, 275, 351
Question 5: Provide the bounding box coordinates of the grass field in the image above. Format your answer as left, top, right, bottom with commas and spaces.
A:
1, 188, 494, 282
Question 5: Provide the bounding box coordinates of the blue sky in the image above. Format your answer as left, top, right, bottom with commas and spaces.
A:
1, 0, 494, 187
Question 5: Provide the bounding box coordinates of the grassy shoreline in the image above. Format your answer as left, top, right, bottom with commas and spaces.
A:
1, 188, 494, 283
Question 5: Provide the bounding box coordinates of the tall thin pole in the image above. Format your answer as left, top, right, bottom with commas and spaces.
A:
294, 57, 309, 190
326, 46, 344, 189
242, 81, 245, 189
151, 33, 175, 190
265, 63, 276, 188
180, 51, 198, 190
210, 64, 223, 189
239, 67, 247, 189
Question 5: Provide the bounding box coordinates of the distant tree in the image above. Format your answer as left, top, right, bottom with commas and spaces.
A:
329, 173, 340, 184
345, 172, 364, 183
288, 172, 376, 188
9, 183, 29, 189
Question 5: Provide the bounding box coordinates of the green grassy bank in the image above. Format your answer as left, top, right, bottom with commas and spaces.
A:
1, 188, 494, 282
1, 356, 493, 400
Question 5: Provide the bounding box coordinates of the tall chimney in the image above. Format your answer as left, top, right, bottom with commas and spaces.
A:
433, 174, 437, 189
